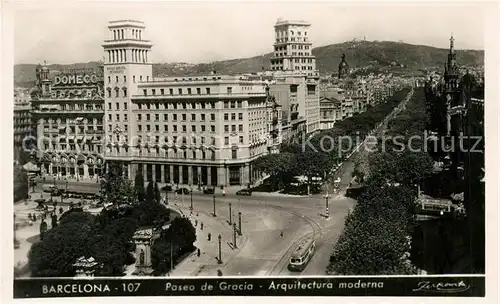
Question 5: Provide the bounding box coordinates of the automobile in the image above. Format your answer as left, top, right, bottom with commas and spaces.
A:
161, 185, 173, 192
236, 189, 252, 196
203, 187, 215, 194
175, 187, 190, 195
51, 188, 63, 196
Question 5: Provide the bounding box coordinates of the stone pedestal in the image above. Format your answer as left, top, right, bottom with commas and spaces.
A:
132, 228, 154, 276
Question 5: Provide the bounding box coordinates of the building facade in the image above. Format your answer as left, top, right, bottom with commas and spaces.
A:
31, 64, 106, 179
14, 88, 33, 148
268, 19, 320, 135
102, 20, 282, 187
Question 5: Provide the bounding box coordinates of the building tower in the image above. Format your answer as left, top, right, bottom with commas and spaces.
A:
270, 19, 317, 77
338, 53, 349, 79
102, 20, 153, 178
444, 35, 460, 94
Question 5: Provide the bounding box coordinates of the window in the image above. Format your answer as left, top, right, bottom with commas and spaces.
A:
137, 114, 142, 121
143, 89, 147, 96
169, 88, 173, 95
133, 76, 136, 83
116, 102, 120, 110
224, 101, 229, 109
108, 114, 112, 121
140, 76, 143, 81
115, 76, 119, 82
164, 125, 168, 132
108, 76, 111, 83
155, 114, 159, 121
230, 101, 236, 108
164, 114, 168, 120
201, 125, 206, 132
124, 114, 128, 121
192, 125, 196, 132
227, 87, 232, 94
237, 101, 242, 108
210, 114, 215, 121
231, 113, 236, 120
201, 114, 205, 121
239, 125, 243, 132
107, 90, 111, 98
124, 76, 127, 82
182, 114, 186, 121
173, 125, 177, 132
182, 125, 187, 133
124, 103, 128, 110
224, 125, 229, 133
108, 103, 111, 110
152, 89, 156, 96
224, 137, 229, 145
161, 89, 165, 95
232, 149, 237, 159
138, 104, 142, 110
116, 114, 120, 121
108, 125, 112, 131
146, 125, 151, 131
154, 125, 159, 132
211, 125, 215, 133
231, 125, 236, 132
197, 88, 201, 94
187, 88, 192, 95
238, 113, 243, 120
178, 88, 182, 95
206, 88, 210, 94
182, 103, 187, 109
191, 114, 196, 121
146, 114, 150, 121
239, 136, 243, 144
224, 113, 229, 121
124, 124, 128, 131
173, 114, 177, 121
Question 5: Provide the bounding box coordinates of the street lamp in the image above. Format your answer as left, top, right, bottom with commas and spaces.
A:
212, 193, 216, 217
228, 202, 232, 225
238, 211, 242, 235
217, 234, 223, 264
233, 223, 237, 249
190, 185, 193, 212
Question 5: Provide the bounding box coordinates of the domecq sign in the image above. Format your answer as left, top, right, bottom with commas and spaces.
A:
54, 74, 98, 85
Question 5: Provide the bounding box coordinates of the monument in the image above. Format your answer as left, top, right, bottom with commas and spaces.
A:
132, 228, 156, 275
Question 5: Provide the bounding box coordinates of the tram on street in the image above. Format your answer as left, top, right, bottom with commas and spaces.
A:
288, 237, 315, 271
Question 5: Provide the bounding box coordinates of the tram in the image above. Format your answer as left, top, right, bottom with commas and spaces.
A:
288, 237, 315, 271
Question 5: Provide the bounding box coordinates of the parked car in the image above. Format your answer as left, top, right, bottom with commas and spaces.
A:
236, 189, 252, 196
175, 187, 190, 195
203, 187, 215, 194
161, 185, 173, 192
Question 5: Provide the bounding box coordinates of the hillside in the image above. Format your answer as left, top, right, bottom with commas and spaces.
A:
14, 40, 484, 87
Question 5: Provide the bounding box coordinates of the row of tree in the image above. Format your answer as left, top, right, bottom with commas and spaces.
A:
327, 87, 434, 275
254, 88, 412, 192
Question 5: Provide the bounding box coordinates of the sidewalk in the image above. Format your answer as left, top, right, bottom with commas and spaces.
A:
167, 204, 247, 277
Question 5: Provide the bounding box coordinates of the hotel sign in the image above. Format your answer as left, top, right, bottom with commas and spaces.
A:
106, 66, 126, 74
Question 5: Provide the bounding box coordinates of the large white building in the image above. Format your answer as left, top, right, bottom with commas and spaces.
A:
102, 20, 282, 187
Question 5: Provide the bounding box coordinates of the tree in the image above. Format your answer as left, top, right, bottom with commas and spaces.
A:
146, 182, 155, 204
28, 212, 95, 277
102, 163, 136, 205
134, 172, 146, 202
151, 217, 196, 275
13, 165, 28, 202
154, 182, 161, 203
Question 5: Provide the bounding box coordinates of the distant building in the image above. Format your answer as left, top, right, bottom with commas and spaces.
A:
268, 19, 320, 135
338, 53, 349, 79
319, 96, 341, 129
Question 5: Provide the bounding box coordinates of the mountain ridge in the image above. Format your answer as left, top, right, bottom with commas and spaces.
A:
14, 40, 484, 88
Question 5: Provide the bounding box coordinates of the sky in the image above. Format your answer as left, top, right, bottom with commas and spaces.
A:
12, 1, 486, 65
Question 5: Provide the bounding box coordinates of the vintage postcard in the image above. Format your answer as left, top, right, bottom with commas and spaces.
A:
4, 0, 496, 300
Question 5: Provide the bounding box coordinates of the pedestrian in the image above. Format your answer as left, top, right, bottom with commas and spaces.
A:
195, 219, 198, 227
208, 233, 211, 241
197, 248, 201, 257
200, 222, 204, 230
222, 188, 226, 196
280, 231, 283, 238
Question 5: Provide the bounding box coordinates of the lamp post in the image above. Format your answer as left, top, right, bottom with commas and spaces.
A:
224, 159, 227, 188
228, 202, 232, 225
233, 223, 237, 249
212, 193, 216, 217
190, 185, 193, 212
217, 234, 223, 264
238, 211, 242, 235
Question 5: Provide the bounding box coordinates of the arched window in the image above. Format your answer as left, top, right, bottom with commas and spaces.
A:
123, 87, 127, 97
115, 87, 120, 98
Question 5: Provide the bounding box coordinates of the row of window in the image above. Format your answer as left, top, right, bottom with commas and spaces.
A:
108, 134, 245, 147
276, 30, 308, 37
106, 146, 222, 160
40, 118, 103, 125
135, 113, 216, 122
59, 104, 104, 111
275, 37, 308, 43
135, 100, 243, 110
43, 144, 101, 153
143, 86, 235, 96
